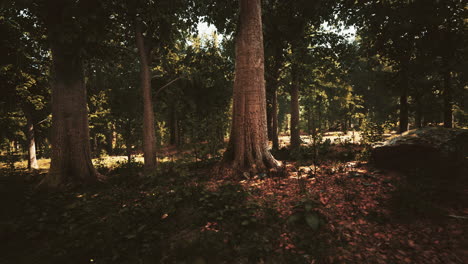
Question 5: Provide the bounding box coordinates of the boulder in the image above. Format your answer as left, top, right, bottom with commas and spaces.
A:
371, 127, 468, 172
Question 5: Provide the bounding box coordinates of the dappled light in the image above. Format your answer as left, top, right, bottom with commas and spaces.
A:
1, 0, 466, 263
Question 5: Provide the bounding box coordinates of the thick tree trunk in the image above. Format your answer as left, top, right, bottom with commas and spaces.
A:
443, 70, 453, 128
399, 69, 409, 133
40, 42, 98, 187
223, 0, 279, 173
135, 20, 157, 170
23, 108, 38, 171
290, 61, 301, 149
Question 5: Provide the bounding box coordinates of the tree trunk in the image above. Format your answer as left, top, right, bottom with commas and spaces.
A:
271, 88, 279, 150
266, 97, 273, 140
415, 98, 422, 128
126, 138, 132, 163
106, 123, 114, 155
124, 120, 133, 163
290, 72, 301, 149
268, 51, 282, 150
222, 0, 279, 173
135, 20, 157, 171
92, 131, 98, 157
169, 105, 179, 146
40, 42, 98, 187
443, 70, 453, 128
290, 43, 301, 149
399, 69, 409, 133
23, 108, 39, 171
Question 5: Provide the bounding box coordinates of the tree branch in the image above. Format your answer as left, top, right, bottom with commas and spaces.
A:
36, 116, 51, 125
153, 76, 185, 99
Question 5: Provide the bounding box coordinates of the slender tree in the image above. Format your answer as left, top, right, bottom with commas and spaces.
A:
290, 40, 303, 149
265, 51, 282, 150
135, 18, 157, 170
1, 4, 49, 171
23, 107, 39, 170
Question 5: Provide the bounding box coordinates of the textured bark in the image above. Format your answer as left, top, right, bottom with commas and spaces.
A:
40, 42, 98, 187
443, 70, 453, 128
223, 0, 279, 173
23, 108, 38, 171
135, 20, 157, 170
290, 61, 301, 149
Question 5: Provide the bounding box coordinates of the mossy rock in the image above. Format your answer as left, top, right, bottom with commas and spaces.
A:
371, 127, 468, 173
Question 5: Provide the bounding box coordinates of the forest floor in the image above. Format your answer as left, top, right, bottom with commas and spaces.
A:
0, 144, 467, 264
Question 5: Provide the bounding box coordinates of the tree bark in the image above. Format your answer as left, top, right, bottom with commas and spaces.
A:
223, 0, 279, 173
415, 98, 423, 128
290, 61, 301, 149
126, 137, 132, 163
169, 105, 179, 146
443, 70, 453, 128
135, 20, 157, 170
91, 131, 98, 157
266, 97, 273, 140
40, 42, 98, 187
399, 68, 409, 133
106, 123, 114, 155
271, 88, 279, 150
23, 108, 39, 171
267, 51, 282, 150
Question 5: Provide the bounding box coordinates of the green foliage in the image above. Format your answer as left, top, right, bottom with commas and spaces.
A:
360, 119, 386, 145
357, 116, 393, 161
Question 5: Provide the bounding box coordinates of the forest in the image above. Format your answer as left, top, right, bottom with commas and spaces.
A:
0, 0, 467, 263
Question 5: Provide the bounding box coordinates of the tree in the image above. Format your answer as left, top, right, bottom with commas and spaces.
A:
223, 0, 279, 173
340, 0, 418, 133
24, 0, 110, 187
156, 34, 233, 155
417, 0, 466, 128
271, 0, 336, 148
110, 0, 194, 171
263, 1, 289, 150
0, 5, 50, 171
134, 17, 157, 170
264, 46, 284, 150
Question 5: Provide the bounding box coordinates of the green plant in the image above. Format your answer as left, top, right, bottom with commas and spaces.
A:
360, 118, 385, 145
